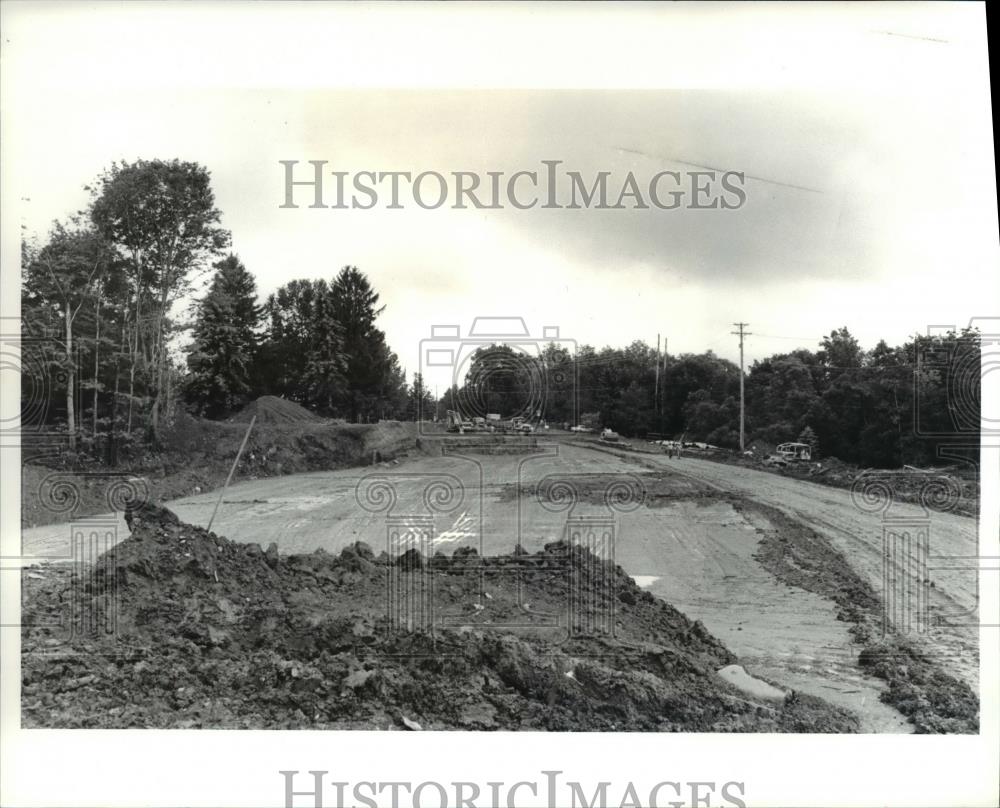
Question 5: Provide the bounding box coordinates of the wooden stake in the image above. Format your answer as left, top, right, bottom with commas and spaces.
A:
207, 415, 256, 532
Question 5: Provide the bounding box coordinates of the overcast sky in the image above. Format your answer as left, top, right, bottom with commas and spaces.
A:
3, 2, 996, 392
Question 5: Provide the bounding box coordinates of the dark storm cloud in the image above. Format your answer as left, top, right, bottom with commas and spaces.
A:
300, 89, 879, 287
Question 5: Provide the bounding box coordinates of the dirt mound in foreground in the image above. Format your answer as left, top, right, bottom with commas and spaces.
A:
22, 507, 859, 731
229, 395, 324, 425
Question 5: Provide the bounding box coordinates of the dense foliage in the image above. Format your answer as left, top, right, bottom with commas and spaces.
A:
446, 327, 981, 468
184, 255, 263, 418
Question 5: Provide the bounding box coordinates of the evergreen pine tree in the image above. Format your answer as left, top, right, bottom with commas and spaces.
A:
798, 425, 819, 457
302, 281, 346, 414
331, 266, 406, 421
185, 255, 262, 417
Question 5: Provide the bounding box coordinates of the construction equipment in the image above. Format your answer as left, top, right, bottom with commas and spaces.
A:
776, 442, 812, 462
446, 410, 473, 433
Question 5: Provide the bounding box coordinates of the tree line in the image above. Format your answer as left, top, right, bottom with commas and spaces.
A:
186, 261, 410, 422
21, 159, 413, 463
446, 326, 981, 468
22, 157, 979, 470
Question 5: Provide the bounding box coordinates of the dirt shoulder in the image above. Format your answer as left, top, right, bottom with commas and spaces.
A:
737, 498, 977, 733
567, 436, 980, 518
567, 446, 979, 733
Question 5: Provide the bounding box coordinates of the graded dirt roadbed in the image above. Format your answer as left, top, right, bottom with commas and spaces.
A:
24, 441, 968, 731
638, 453, 980, 693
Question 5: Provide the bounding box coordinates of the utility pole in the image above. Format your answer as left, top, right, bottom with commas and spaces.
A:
654, 333, 660, 413
661, 336, 668, 419
731, 323, 751, 452
574, 346, 579, 428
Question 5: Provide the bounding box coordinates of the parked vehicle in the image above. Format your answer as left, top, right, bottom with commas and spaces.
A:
776, 442, 812, 462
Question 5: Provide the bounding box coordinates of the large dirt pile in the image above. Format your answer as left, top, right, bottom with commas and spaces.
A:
159, 413, 417, 480
229, 396, 324, 425
21, 508, 859, 731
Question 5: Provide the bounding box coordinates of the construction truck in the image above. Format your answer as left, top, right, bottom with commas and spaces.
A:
446, 410, 474, 433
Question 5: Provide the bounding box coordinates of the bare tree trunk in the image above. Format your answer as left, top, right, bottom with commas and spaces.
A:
164, 366, 172, 423
150, 284, 170, 442
92, 296, 101, 438
65, 308, 76, 451
127, 327, 136, 434
125, 254, 146, 437
127, 293, 140, 434
150, 325, 162, 439
111, 319, 125, 464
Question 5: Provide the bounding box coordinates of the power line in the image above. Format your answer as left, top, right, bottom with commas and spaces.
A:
753, 333, 825, 341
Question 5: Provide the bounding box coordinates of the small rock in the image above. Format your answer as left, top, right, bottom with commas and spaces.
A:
400, 715, 422, 731
343, 669, 375, 689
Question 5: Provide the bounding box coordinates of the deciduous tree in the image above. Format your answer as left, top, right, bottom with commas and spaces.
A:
90, 159, 230, 440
